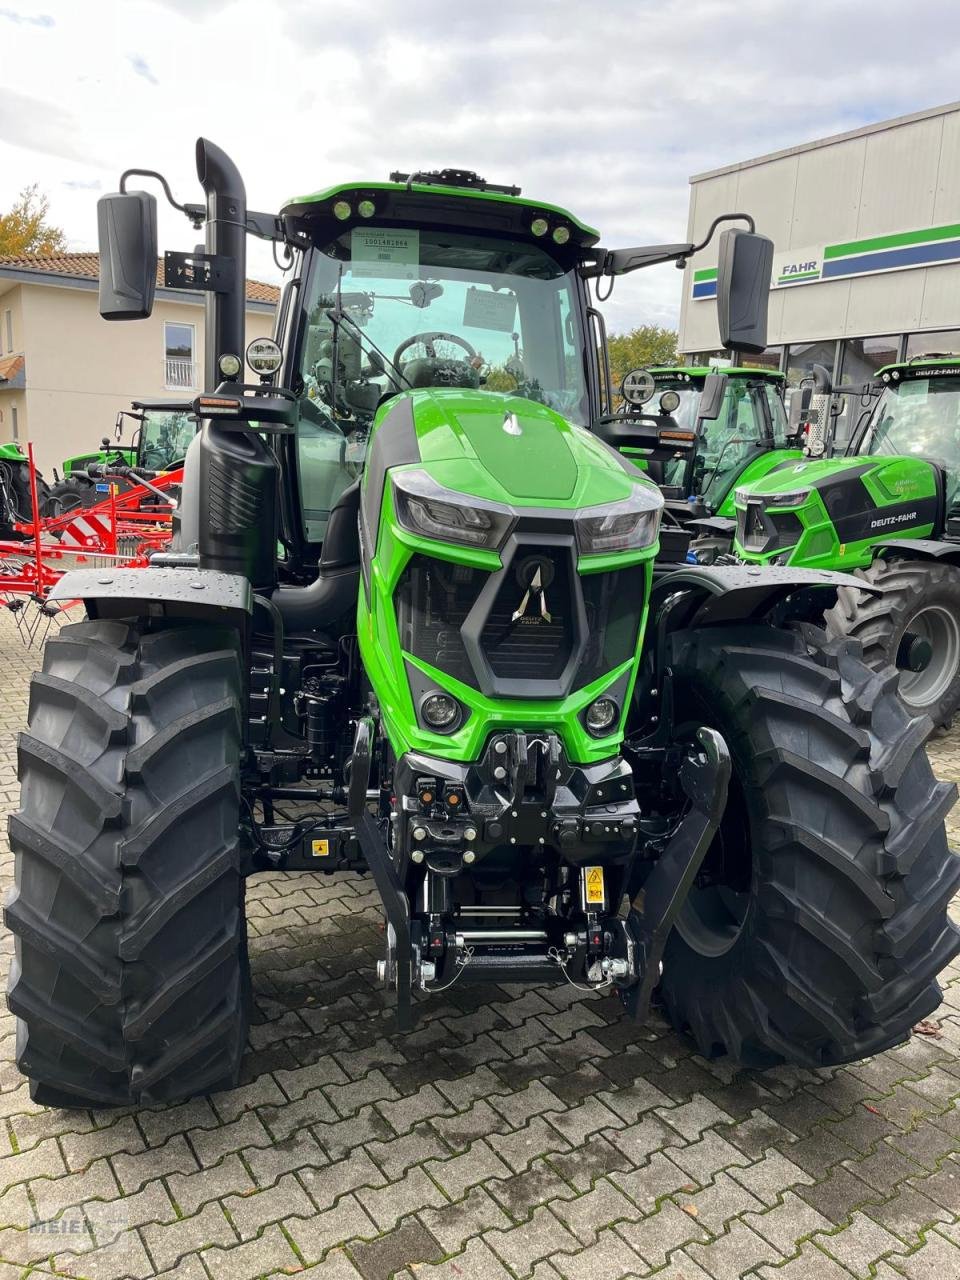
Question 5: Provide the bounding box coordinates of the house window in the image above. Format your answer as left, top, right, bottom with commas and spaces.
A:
10, 406, 18, 440
163, 322, 196, 389
3, 310, 11, 354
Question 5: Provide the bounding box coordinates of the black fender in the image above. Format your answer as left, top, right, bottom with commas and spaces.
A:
47, 566, 252, 622
650, 563, 875, 630
685, 516, 737, 537
874, 538, 960, 566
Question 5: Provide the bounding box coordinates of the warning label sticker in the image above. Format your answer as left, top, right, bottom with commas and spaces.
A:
584, 866, 605, 905
311, 838, 330, 858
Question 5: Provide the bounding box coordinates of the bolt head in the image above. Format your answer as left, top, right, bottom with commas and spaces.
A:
494, 740, 507, 754
464, 826, 478, 841
412, 826, 427, 841
494, 766, 506, 779
463, 850, 476, 864
411, 849, 425, 863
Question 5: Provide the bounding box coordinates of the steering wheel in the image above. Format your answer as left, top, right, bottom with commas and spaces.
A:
393, 331, 477, 369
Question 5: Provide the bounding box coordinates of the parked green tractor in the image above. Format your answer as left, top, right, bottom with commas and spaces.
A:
6, 141, 958, 1108
734, 355, 960, 725
617, 365, 801, 559
50, 402, 197, 511
0, 440, 56, 538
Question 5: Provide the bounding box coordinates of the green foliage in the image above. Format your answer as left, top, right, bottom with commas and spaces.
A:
0, 185, 67, 256
608, 325, 679, 389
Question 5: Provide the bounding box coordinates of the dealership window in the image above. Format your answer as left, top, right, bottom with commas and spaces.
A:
834, 335, 900, 446
735, 345, 783, 372
163, 322, 196, 389
785, 340, 837, 388
10, 406, 18, 440
3, 310, 11, 353
905, 330, 960, 360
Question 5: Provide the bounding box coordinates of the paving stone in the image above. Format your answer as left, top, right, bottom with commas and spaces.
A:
421, 1183, 513, 1253
544, 1096, 625, 1146
488, 1080, 565, 1127
188, 1109, 272, 1167
399, 1236, 517, 1280
430, 1099, 510, 1151
142, 1201, 236, 1273
491, 1114, 572, 1174
656, 1093, 735, 1140
756, 1240, 865, 1280
685, 1217, 784, 1280
243, 1128, 329, 1186
683, 1169, 765, 1232
285, 1193, 379, 1262
893, 1229, 960, 1280
729, 1148, 815, 1206
375, 1083, 452, 1135
166, 1151, 255, 1215
110, 1134, 199, 1194
137, 1098, 220, 1147
222, 1169, 314, 1239
85, 1179, 175, 1242
53, 1230, 154, 1280
201, 1221, 299, 1280
815, 1210, 909, 1277
552, 1225, 647, 1280
426, 1137, 512, 1199
486, 1203, 581, 1275
745, 1189, 832, 1253
549, 1176, 640, 1245
355, 1164, 448, 1230
363, 1119, 450, 1180
667, 1127, 751, 1184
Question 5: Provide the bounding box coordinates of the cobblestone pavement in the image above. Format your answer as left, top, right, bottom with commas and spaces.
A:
1, 609, 960, 1280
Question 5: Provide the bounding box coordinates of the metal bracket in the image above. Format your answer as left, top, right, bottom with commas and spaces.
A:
163, 250, 236, 294
619, 726, 731, 1021
349, 718, 414, 1030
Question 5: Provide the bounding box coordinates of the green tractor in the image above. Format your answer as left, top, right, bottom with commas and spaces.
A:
734, 355, 960, 726
0, 440, 56, 538
616, 365, 802, 559
7, 140, 958, 1108
50, 401, 198, 511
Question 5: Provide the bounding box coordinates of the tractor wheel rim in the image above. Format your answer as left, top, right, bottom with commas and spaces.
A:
897, 604, 960, 708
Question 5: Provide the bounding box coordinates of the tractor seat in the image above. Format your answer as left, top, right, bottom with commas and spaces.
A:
272, 481, 361, 631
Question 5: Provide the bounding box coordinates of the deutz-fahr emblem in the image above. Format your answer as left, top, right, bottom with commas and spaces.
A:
512, 560, 553, 624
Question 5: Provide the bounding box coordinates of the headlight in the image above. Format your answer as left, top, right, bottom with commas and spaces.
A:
575, 485, 663, 555
760, 490, 808, 507
393, 469, 516, 550
585, 697, 618, 735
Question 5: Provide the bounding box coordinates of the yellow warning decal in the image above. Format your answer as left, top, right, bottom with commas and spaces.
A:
311, 838, 330, 858
585, 866, 605, 905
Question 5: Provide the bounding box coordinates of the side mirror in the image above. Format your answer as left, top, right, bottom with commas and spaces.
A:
788, 385, 815, 437
97, 191, 158, 320
696, 373, 726, 423
716, 228, 773, 354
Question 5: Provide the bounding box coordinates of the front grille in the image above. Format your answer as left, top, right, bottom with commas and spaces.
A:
395, 547, 646, 697
736, 502, 802, 554
480, 549, 574, 681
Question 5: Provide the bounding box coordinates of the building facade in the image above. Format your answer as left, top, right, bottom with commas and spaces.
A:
0, 254, 278, 474
678, 100, 960, 437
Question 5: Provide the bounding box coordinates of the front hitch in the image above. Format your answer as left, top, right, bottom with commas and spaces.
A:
617, 726, 731, 1021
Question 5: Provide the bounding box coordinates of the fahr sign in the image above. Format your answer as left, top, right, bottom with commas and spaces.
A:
691, 218, 960, 300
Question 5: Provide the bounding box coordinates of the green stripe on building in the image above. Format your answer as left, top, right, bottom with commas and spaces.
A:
693, 266, 718, 282
777, 270, 820, 283
825, 221, 960, 260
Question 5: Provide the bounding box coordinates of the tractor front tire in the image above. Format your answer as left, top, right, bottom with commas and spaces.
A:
657, 623, 960, 1068
48, 474, 98, 515
5, 617, 249, 1107
824, 558, 960, 728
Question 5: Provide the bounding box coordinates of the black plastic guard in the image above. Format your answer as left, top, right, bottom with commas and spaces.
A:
621, 727, 731, 1022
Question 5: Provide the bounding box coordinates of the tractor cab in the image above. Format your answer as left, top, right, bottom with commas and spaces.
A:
616, 366, 799, 517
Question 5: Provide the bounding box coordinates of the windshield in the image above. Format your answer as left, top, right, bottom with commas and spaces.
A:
661, 379, 786, 508
293, 228, 589, 542
862, 377, 960, 469
138, 409, 196, 470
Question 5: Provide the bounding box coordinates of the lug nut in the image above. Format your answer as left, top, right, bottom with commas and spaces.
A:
463, 850, 476, 864
494, 766, 506, 779
411, 850, 425, 863
464, 826, 478, 841
412, 826, 427, 841
494, 740, 507, 754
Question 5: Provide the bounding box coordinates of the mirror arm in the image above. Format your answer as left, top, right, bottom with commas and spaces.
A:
685, 212, 756, 260
246, 211, 286, 243
119, 168, 204, 229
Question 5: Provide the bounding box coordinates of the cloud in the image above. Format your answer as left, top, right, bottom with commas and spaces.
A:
129, 55, 158, 85
62, 177, 102, 190
0, 8, 54, 25
0, 87, 98, 166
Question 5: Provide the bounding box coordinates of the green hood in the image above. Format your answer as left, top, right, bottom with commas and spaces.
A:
740, 456, 867, 496
404, 388, 652, 509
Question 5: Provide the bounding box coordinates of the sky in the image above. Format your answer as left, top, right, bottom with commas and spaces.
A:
2, 0, 960, 336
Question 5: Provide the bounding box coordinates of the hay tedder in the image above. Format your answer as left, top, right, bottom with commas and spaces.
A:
0, 444, 179, 644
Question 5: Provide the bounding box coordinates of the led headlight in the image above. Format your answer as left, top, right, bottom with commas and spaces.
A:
393, 469, 516, 550
421, 691, 461, 731
585, 697, 618, 735
333, 199, 352, 220
574, 484, 663, 555
530, 217, 549, 237
358, 199, 376, 218
760, 490, 808, 507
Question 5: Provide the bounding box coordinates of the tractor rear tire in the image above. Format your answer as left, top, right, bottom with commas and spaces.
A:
823, 558, 960, 728
49, 474, 98, 515
5, 617, 249, 1107
657, 623, 960, 1068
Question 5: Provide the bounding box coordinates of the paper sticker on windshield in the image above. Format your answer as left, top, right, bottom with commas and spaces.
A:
463, 287, 517, 333
351, 228, 419, 280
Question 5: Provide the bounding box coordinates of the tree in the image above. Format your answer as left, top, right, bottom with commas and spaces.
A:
608, 324, 679, 390
0, 186, 68, 256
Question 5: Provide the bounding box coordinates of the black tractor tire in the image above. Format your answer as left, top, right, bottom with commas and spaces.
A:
656, 623, 960, 1068
48, 474, 99, 515
823, 558, 960, 729
5, 617, 249, 1107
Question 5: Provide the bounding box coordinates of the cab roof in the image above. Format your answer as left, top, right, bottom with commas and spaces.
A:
281, 179, 599, 249
878, 355, 960, 378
